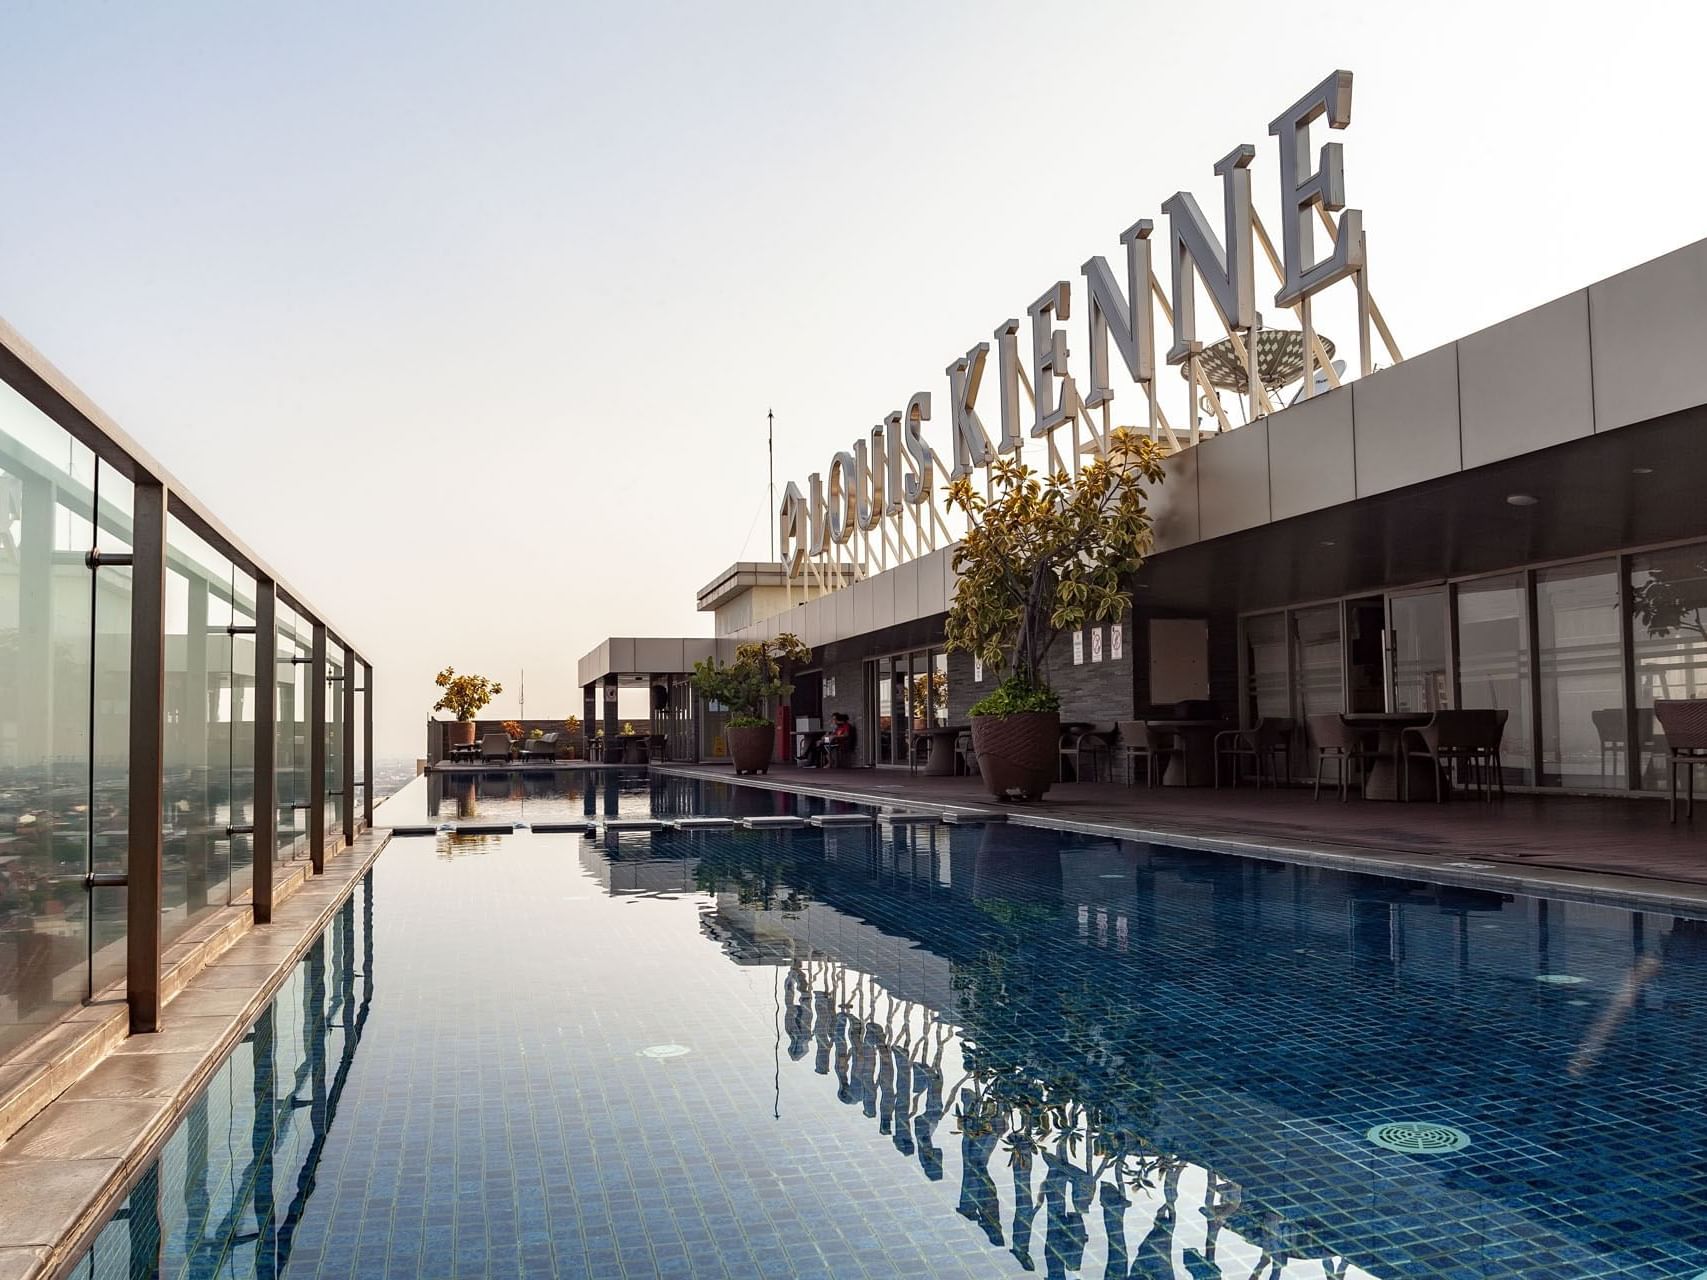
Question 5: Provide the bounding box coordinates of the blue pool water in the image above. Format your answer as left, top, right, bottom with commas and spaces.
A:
69, 772, 1707, 1278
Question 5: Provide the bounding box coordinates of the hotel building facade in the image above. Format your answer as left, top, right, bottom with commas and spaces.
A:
580, 233, 1707, 796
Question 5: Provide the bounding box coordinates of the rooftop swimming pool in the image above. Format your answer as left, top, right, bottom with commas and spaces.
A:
69, 772, 1707, 1278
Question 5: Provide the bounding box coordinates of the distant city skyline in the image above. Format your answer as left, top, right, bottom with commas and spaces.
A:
3, 0, 1704, 755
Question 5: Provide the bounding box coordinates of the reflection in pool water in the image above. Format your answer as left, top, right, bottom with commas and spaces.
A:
68, 775, 1707, 1278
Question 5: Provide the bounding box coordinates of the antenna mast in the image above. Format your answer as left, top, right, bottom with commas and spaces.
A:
768, 408, 775, 562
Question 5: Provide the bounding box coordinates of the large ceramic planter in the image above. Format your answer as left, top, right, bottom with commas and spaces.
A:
970, 711, 1060, 801
728, 724, 775, 775
446, 720, 477, 748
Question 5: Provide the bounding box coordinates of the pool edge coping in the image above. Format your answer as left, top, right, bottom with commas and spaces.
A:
652, 764, 1707, 920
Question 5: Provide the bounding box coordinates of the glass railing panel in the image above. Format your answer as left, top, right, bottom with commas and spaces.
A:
0, 397, 97, 1057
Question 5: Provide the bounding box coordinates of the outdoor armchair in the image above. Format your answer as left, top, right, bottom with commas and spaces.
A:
1307, 714, 1372, 802
1059, 723, 1115, 783
1116, 720, 1171, 787
1399, 709, 1504, 801
1654, 699, 1707, 822
479, 732, 513, 763
1214, 717, 1293, 788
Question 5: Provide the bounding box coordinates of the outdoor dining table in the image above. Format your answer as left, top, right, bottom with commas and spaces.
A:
1340, 712, 1444, 801
1142, 719, 1225, 786
911, 725, 966, 776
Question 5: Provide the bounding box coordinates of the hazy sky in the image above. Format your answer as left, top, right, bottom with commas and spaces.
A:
3, 0, 1705, 756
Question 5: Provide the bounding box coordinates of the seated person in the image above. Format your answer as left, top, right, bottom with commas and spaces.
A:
826, 712, 857, 767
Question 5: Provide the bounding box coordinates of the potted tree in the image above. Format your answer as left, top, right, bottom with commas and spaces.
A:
433, 668, 504, 751
691, 634, 811, 775
944, 428, 1163, 801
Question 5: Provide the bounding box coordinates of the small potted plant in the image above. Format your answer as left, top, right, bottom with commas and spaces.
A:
691, 635, 811, 775
563, 715, 583, 759
502, 719, 525, 744
944, 428, 1163, 801
433, 668, 504, 751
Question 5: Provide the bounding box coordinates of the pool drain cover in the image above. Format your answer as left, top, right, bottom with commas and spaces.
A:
639, 1044, 691, 1059
1536, 973, 1586, 986
1366, 1122, 1471, 1155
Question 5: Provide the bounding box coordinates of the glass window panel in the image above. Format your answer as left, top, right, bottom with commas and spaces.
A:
1242, 612, 1288, 723
1290, 604, 1342, 727
932, 651, 948, 728
1390, 590, 1450, 713
1456, 574, 1534, 786
1537, 560, 1624, 790
1630, 543, 1707, 790
875, 658, 894, 765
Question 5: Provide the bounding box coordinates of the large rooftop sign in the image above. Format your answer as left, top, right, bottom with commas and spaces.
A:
778, 70, 1403, 595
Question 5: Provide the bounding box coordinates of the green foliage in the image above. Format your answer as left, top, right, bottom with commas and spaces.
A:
944, 427, 1164, 697
690, 633, 811, 728
968, 674, 1061, 718
433, 668, 503, 721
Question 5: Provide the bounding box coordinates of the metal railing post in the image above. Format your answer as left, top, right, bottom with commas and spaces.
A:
309, 621, 327, 874
342, 642, 356, 845
363, 660, 375, 828
127, 479, 168, 1032
252, 579, 277, 922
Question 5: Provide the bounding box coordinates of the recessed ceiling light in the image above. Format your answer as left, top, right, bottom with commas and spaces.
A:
1505, 493, 1539, 507
1632, 466, 1654, 475
1320, 539, 1336, 547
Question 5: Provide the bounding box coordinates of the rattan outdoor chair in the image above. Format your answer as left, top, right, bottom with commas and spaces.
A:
1400, 710, 1503, 801
1307, 714, 1372, 801
1214, 717, 1293, 788
1654, 699, 1707, 822
1116, 720, 1172, 787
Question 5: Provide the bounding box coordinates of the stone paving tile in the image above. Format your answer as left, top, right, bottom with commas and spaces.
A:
110, 1015, 235, 1057
191, 963, 292, 988
0, 1099, 168, 1162
0, 1158, 115, 1246
58, 1052, 209, 1102
152, 984, 265, 1020
0, 1248, 46, 1280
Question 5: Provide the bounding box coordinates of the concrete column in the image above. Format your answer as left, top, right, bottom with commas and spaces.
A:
127, 479, 168, 1033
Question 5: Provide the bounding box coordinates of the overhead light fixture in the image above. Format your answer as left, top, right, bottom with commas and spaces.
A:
1632, 466, 1654, 475
1320, 539, 1337, 547
1505, 493, 1539, 507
